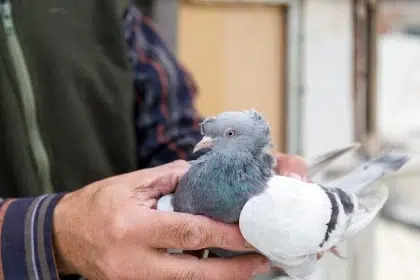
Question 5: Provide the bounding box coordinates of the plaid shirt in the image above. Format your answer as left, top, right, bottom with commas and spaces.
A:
124, 4, 203, 168
0, 4, 203, 279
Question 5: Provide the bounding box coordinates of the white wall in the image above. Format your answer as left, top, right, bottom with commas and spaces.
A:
303, 0, 354, 159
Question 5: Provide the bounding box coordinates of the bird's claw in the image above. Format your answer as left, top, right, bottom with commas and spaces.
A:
316, 252, 324, 260
329, 246, 347, 260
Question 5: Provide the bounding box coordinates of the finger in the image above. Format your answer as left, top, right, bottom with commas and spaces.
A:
276, 154, 307, 175
152, 160, 191, 195
284, 172, 312, 183
129, 160, 191, 196
276, 154, 308, 180
161, 253, 270, 280
144, 210, 252, 251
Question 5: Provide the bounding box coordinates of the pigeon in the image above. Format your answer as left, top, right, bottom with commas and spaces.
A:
156, 109, 409, 279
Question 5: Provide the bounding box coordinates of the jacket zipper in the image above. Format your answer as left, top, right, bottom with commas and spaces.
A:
0, 1, 53, 194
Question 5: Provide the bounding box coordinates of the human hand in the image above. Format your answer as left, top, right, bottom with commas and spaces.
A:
274, 153, 309, 181
52, 160, 270, 280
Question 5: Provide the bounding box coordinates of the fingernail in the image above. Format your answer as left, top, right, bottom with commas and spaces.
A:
253, 259, 270, 276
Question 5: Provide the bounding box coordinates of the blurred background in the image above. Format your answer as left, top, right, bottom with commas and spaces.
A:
145, 0, 419, 279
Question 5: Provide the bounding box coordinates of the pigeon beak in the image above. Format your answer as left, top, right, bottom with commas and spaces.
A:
193, 136, 213, 153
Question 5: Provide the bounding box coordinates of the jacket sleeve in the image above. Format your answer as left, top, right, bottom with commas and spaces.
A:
0, 194, 66, 280
123, 4, 205, 168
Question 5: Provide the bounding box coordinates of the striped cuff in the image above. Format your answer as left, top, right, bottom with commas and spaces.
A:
1, 193, 66, 280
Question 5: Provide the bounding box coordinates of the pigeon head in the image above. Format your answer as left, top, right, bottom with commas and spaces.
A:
193, 109, 273, 155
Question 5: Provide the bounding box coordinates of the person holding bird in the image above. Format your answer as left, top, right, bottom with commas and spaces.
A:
0, 1, 312, 279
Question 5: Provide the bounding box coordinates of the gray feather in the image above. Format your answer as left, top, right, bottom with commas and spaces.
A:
172, 149, 272, 223
325, 153, 410, 194
343, 184, 389, 238
306, 143, 360, 178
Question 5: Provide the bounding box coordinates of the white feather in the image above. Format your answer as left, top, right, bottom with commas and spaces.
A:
271, 254, 318, 280
239, 174, 389, 279
239, 176, 331, 257
156, 193, 174, 212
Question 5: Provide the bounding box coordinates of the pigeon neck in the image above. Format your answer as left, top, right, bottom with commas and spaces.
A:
210, 146, 252, 159
210, 147, 273, 178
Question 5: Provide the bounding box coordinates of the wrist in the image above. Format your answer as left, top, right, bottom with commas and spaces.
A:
52, 192, 78, 275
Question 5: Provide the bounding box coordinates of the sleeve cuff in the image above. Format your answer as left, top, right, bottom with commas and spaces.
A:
1, 193, 66, 280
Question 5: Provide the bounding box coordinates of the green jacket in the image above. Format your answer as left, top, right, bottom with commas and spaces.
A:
0, 0, 137, 197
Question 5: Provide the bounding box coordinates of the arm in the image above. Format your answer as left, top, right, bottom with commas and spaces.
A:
0, 158, 302, 279
123, 5, 204, 168
0, 163, 269, 280
0, 194, 65, 280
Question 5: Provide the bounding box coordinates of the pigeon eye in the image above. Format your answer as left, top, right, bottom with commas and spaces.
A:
225, 129, 236, 137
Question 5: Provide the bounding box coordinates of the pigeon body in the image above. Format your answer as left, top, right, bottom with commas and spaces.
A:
158, 109, 409, 280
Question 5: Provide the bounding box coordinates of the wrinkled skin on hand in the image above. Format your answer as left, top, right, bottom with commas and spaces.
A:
52, 160, 270, 280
